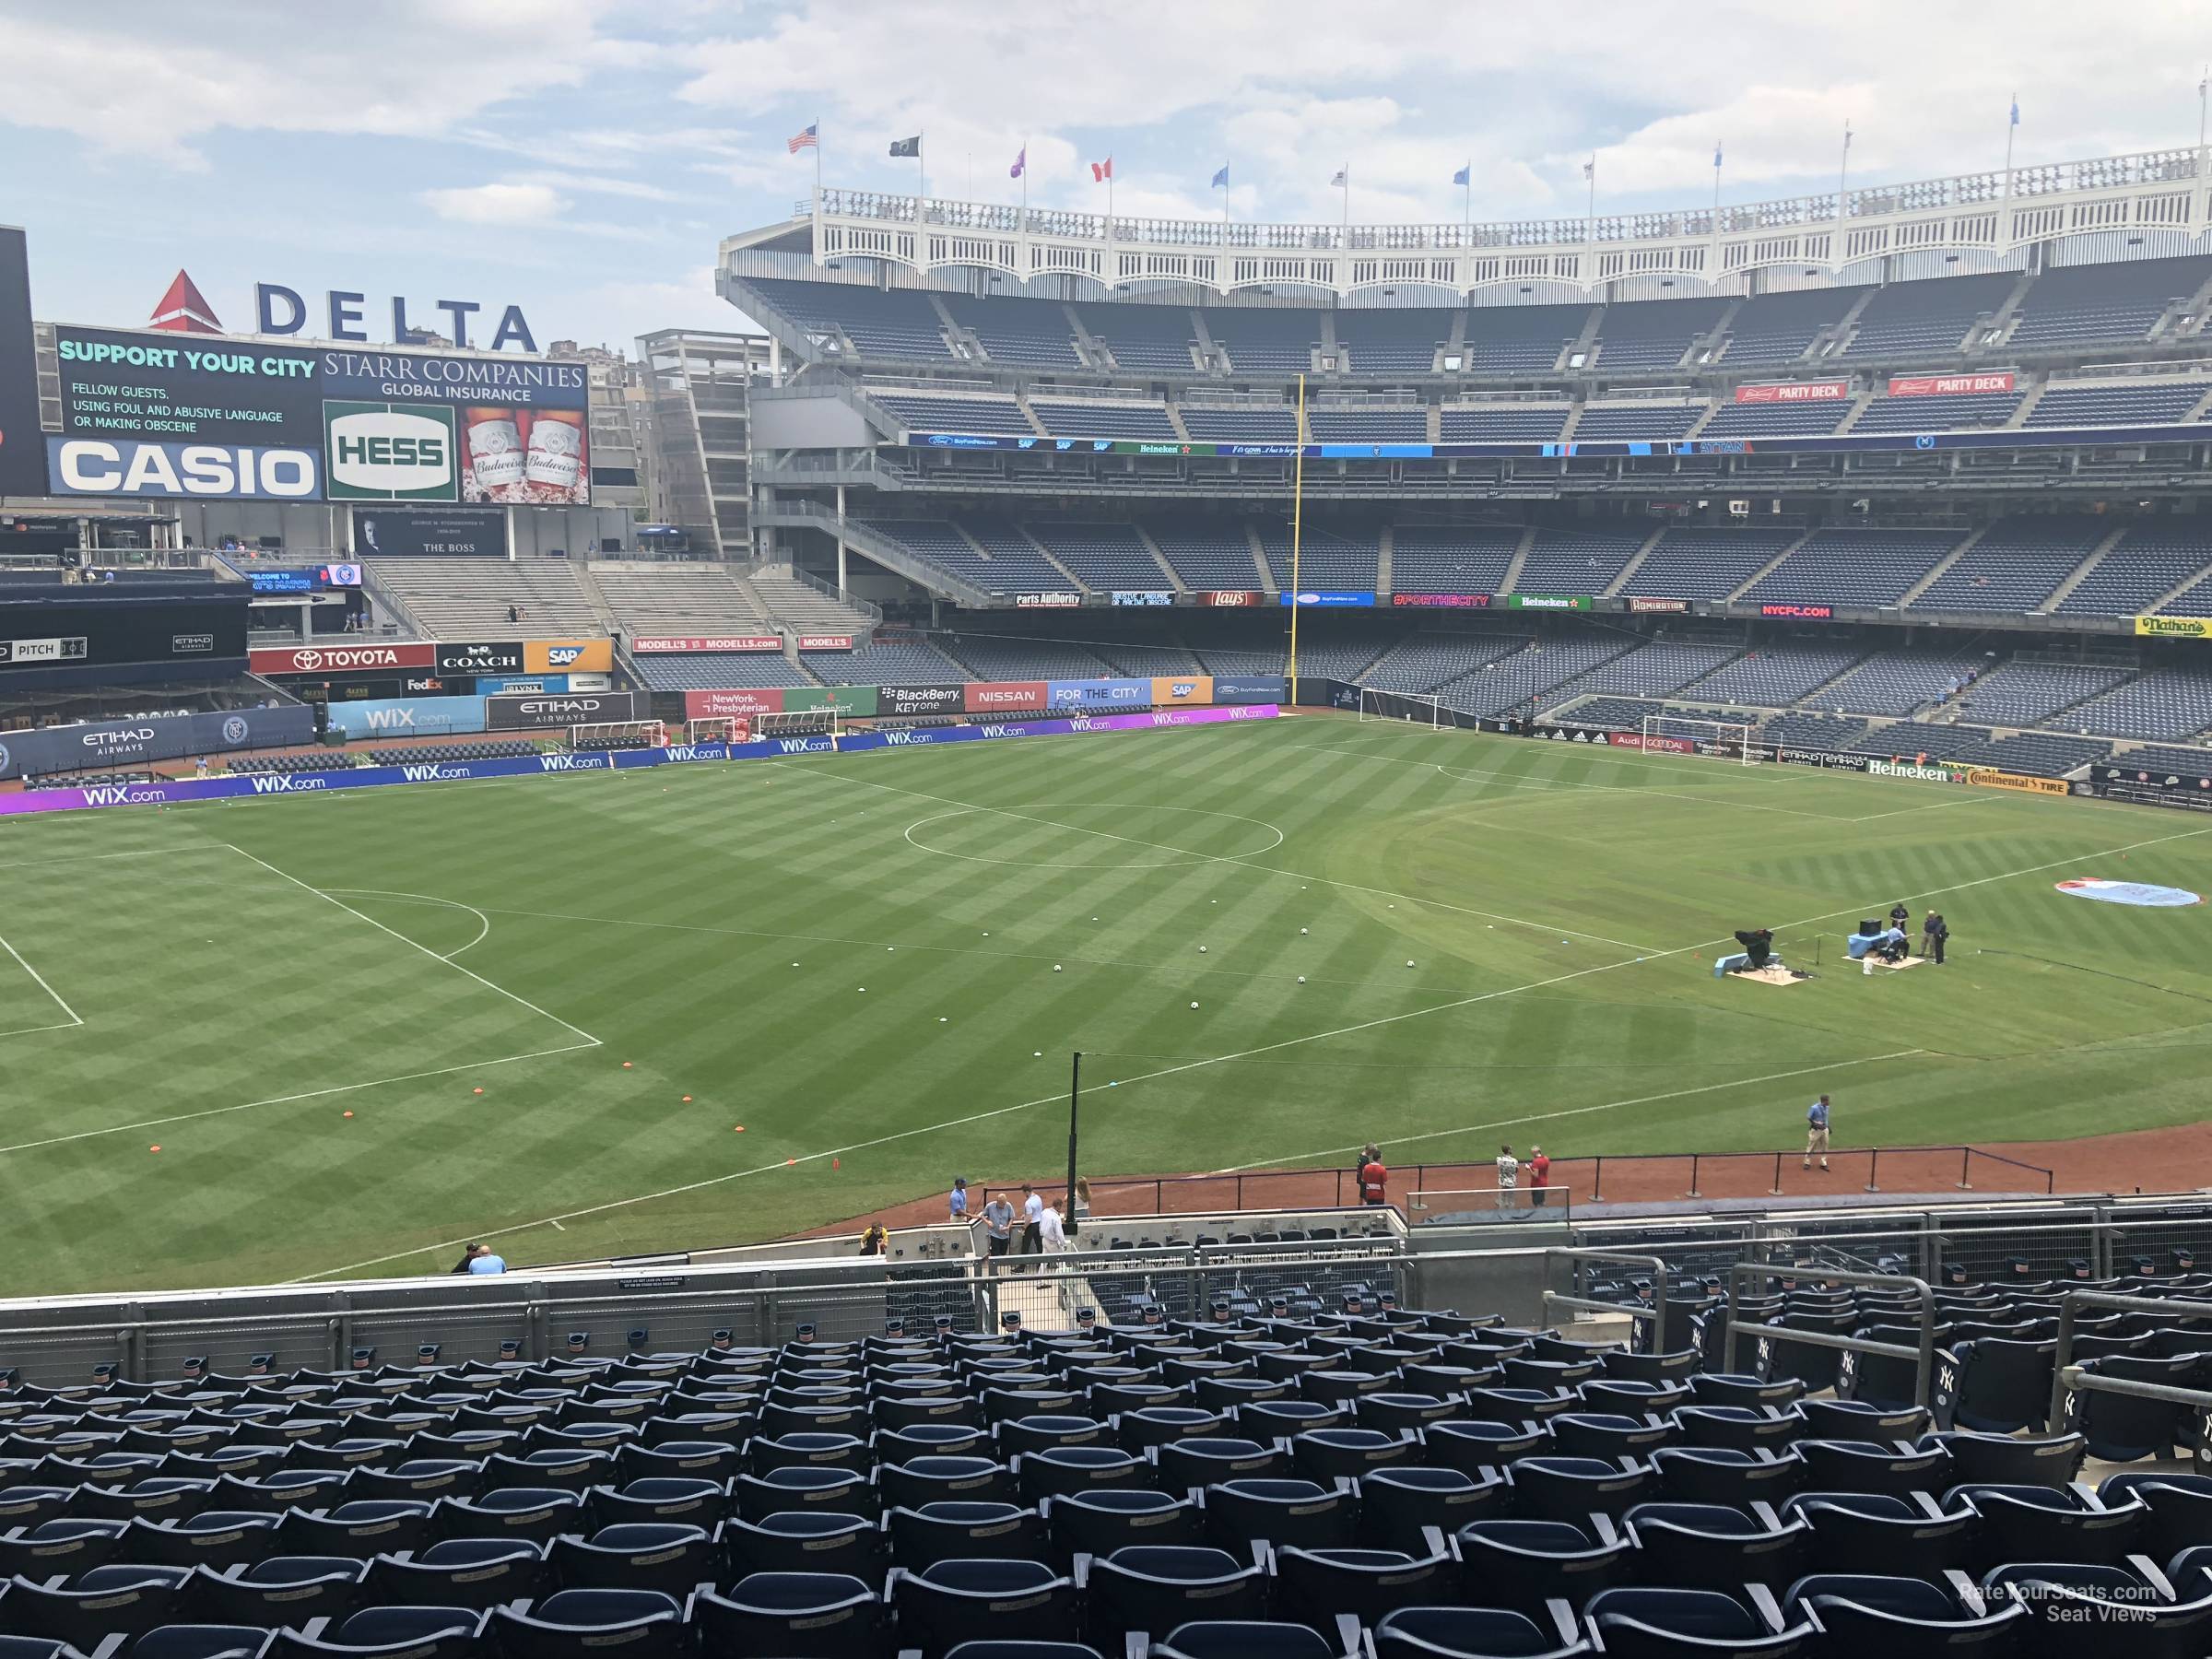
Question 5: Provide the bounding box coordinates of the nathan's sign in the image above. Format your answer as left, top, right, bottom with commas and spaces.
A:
251, 641, 434, 675
2136, 615, 2212, 640
1887, 371, 2016, 397
1735, 379, 1850, 404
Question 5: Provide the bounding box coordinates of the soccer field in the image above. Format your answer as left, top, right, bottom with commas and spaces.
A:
4, 712, 2210, 1297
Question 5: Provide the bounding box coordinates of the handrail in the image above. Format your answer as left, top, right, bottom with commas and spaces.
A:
1725, 1262, 1939, 1406
2046, 1287, 2212, 1430
1542, 1248, 1671, 1354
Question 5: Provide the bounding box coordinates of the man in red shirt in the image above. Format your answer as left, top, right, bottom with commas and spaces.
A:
1528, 1146, 1551, 1208
1358, 1148, 1389, 1206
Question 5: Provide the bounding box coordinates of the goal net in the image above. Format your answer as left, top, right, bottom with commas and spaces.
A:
687, 716, 749, 744
1637, 712, 1762, 765
1357, 688, 1443, 726
753, 708, 842, 740
569, 720, 666, 751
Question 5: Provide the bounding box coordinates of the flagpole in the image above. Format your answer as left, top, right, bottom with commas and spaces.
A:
2199, 65, 2207, 149
1837, 119, 1852, 259
1464, 161, 1472, 229
1020, 136, 1029, 218
815, 121, 823, 204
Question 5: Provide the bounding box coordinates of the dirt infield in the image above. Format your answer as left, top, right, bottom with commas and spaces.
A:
801, 1121, 2212, 1241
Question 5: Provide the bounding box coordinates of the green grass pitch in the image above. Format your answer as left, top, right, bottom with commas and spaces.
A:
3, 713, 2209, 1296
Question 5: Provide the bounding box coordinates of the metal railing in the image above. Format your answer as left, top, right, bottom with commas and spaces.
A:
2046, 1287, 2212, 1431
1543, 1249, 1672, 1354
1726, 1263, 1941, 1406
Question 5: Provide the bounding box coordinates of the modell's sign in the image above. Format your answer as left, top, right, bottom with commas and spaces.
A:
796, 634, 854, 650
632, 635, 781, 653
1735, 379, 1850, 404
1887, 372, 2016, 398
251, 642, 435, 675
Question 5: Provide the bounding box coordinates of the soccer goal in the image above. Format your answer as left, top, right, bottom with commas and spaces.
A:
569, 719, 666, 751
1358, 688, 1443, 726
753, 708, 843, 740
1638, 712, 1763, 764
687, 716, 749, 744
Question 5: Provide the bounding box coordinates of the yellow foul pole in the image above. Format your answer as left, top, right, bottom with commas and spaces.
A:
1288, 372, 1306, 703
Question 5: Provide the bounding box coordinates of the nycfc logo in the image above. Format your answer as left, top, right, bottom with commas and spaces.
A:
220, 716, 248, 745
0, 742, 9, 775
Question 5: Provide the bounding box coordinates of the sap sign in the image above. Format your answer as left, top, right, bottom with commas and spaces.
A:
1047, 678, 1149, 708
255, 285, 538, 353
46, 438, 319, 500
1280, 591, 1376, 607
322, 694, 487, 739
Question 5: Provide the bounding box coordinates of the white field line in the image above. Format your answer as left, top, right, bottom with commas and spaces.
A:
0, 933, 83, 1030
0, 847, 202, 875
224, 845, 597, 1047
291, 950, 1659, 1283
292, 772, 2212, 1283
0, 1041, 604, 1156
1218, 1049, 1928, 1171
324, 889, 493, 959
790, 765, 1665, 955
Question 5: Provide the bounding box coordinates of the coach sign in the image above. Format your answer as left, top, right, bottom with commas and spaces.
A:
434, 641, 524, 675
0, 704, 314, 781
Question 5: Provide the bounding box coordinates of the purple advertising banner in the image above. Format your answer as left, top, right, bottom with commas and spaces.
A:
0, 703, 1282, 818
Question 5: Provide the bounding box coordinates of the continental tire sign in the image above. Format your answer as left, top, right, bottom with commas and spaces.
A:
2136, 615, 2212, 640
1968, 768, 2069, 796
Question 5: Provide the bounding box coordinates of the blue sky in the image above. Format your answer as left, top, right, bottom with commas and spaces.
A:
1, 0, 2206, 354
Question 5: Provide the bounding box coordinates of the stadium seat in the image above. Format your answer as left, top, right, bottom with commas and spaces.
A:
1623, 1500, 1808, 1590
271, 1606, 491, 1658
1780, 1573, 2028, 1653
1355, 1467, 1509, 1547
1042, 1489, 1202, 1564
1581, 1586, 1813, 1655
1451, 1516, 1630, 1615
1508, 1457, 1654, 1523
888, 1558, 1080, 1656
2101, 1471, 2212, 1558
1272, 1544, 1453, 1634
1982, 1559, 2212, 1655
1081, 1545, 1269, 1644
887, 1501, 1044, 1568
1780, 1491, 1978, 1579
191, 1555, 369, 1628
1151, 1621, 1347, 1659
1947, 1480, 2145, 1571
690, 1572, 889, 1657
0, 1563, 194, 1649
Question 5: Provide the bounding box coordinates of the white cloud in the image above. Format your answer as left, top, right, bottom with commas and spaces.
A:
423, 183, 570, 226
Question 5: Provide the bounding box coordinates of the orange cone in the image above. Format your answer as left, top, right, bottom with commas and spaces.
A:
682, 1095, 693, 1103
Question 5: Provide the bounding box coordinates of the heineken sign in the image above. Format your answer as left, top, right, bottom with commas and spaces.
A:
1506, 594, 1594, 611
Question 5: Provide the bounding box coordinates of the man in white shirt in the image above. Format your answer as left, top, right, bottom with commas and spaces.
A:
1019, 1183, 1045, 1267
1495, 1145, 1520, 1209
1038, 1202, 1068, 1253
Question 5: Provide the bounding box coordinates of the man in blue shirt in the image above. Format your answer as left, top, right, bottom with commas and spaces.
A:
947, 1177, 969, 1223
464, 1244, 507, 1274
1803, 1096, 1831, 1172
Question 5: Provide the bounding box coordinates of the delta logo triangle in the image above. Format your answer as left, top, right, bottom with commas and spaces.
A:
148, 270, 222, 334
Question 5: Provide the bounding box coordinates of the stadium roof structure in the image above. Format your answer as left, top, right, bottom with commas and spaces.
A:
723, 146, 2212, 303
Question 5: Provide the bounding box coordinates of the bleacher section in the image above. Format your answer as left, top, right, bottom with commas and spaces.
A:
1815, 648, 1980, 716
2004, 253, 2212, 350
1029, 401, 1179, 441
1715, 286, 1866, 365
1837, 271, 2015, 359
1912, 518, 2102, 613
873, 393, 1034, 435
2022, 378, 2209, 428
1333, 308, 1450, 373
1204, 308, 1317, 374
1627, 529, 1798, 601
1438, 403, 1570, 441
1079, 302, 1197, 372
1027, 524, 1173, 591
631, 652, 818, 690
370, 560, 601, 639
1362, 629, 1528, 692
2117, 741, 2212, 772
1307, 406, 1428, 442
1152, 526, 1266, 590
1851, 388, 2023, 433
938, 292, 1082, 368
1742, 528, 1963, 608
1955, 659, 2130, 726
1512, 528, 1645, 594
1697, 397, 1850, 438
1589, 297, 1727, 372
942, 630, 1116, 679
1557, 641, 1739, 700
806, 637, 965, 683
2066, 667, 2212, 739
1572, 401, 1702, 441
745, 568, 876, 637
1388, 528, 1521, 594
594, 566, 771, 639
747, 276, 951, 359
1461, 302, 1587, 374
1688, 642, 1862, 705
2055, 523, 2212, 617
1257, 524, 1380, 591
1182, 406, 1299, 442
1443, 633, 1633, 716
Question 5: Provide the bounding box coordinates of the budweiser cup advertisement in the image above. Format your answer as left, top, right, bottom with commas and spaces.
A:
461, 406, 588, 505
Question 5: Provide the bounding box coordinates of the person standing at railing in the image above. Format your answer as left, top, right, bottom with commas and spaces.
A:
1804, 1096, 1832, 1172
1528, 1146, 1551, 1208
1496, 1145, 1520, 1209
1359, 1148, 1389, 1207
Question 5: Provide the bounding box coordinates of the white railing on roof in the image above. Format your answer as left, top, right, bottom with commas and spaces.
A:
783, 147, 2210, 299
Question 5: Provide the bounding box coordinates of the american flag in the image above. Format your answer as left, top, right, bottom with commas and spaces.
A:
788, 124, 818, 154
